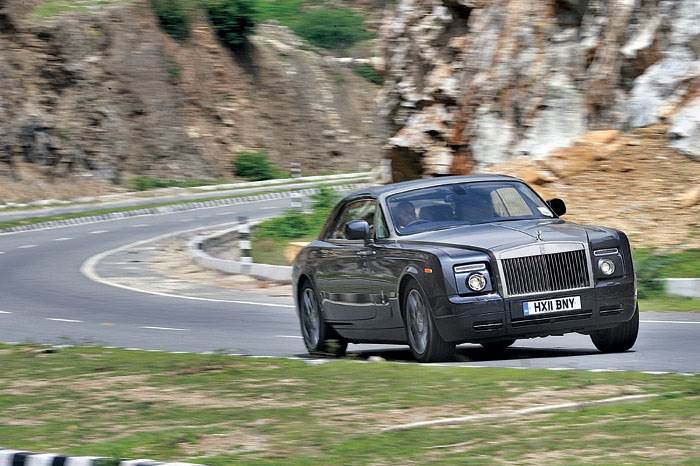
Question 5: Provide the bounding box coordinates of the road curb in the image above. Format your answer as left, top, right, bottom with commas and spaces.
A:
189, 224, 293, 283
0, 449, 204, 466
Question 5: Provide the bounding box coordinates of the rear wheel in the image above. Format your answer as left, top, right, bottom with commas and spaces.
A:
299, 282, 347, 357
480, 339, 516, 352
590, 305, 639, 353
403, 281, 455, 363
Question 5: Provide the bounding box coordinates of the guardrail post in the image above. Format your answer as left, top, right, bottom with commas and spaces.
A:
238, 216, 252, 274
290, 162, 302, 210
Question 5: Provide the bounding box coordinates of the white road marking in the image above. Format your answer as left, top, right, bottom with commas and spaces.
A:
140, 326, 190, 331
0, 310, 12, 314
641, 320, 700, 325
132, 224, 150, 228
80, 226, 296, 309
276, 335, 303, 339
54, 237, 72, 241
382, 394, 660, 432
0, 251, 4, 254
17, 244, 38, 249
261, 206, 278, 210
216, 212, 232, 216
90, 230, 109, 234
46, 318, 83, 323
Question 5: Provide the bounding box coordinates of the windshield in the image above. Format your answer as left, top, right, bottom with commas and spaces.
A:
387, 181, 555, 235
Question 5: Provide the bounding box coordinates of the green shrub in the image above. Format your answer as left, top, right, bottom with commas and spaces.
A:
293, 8, 372, 50
254, 0, 304, 24
205, 0, 257, 48
633, 248, 700, 299
233, 150, 283, 181
149, 0, 191, 40
353, 63, 383, 85
129, 176, 220, 191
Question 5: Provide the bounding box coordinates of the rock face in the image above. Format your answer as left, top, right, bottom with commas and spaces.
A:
381, 0, 700, 179
0, 0, 385, 200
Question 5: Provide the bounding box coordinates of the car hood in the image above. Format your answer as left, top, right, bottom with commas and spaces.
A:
404, 219, 600, 253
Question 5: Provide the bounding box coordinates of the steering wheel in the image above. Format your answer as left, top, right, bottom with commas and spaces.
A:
404, 219, 430, 228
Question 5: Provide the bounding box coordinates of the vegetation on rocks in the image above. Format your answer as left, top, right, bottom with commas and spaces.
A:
149, 0, 192, 40
205, 0, 257, 48
232, 150, 286, 181
353, 63, 383, 85
293, 7, 372, 50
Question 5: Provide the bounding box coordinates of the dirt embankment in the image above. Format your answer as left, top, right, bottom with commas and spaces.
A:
0, 0, 385, 202
485, 126, 700, 249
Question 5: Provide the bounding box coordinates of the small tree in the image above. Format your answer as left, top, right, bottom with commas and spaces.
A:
205, 0, 257, 48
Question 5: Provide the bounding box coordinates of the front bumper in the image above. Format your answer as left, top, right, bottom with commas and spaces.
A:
434, 279, 636, 344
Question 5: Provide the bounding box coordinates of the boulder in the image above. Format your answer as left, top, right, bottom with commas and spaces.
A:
668, 96, 700, 160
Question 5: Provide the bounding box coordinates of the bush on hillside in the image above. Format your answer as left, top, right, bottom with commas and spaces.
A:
353, 63, 383, 85
293, 8, 372, 50
149, 0, 191, 41
233, 150, 281, 181
205, 0, 257, 48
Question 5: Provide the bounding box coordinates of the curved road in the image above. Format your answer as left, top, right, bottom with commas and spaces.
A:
0, 196, 698, 373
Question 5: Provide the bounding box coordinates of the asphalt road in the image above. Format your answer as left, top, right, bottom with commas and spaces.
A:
0, 197, 698, 373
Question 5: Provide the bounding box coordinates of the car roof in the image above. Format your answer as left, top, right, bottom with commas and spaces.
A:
344, 174, 522, 200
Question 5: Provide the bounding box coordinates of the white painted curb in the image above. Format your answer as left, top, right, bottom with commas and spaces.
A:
664, 278, 700, 299
189, 223, 293, 283
0, 449, 206, 466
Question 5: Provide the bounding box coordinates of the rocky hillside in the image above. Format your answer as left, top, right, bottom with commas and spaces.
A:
0, 0, 385, 201
381, 0, 700, 179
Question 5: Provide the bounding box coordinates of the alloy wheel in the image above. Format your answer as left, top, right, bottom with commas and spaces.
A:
406, 288, 429, 355
301, 287, 321, 348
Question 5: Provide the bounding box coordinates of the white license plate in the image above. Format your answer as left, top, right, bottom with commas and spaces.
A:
523, 296, 581, 316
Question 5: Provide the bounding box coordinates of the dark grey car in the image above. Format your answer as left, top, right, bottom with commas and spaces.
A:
292, 175, 638, 362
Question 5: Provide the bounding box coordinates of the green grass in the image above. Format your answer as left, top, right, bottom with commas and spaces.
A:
0, 344, 697, 465
129, 176, 224, 191
634, 248, 700, 279
32, 0, 132, 17
251, 188, 336, 264
639, 295, 700, 312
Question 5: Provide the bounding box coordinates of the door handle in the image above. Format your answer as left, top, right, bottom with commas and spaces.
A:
357, 250, 376, 257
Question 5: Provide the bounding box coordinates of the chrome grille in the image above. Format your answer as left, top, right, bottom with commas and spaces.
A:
502, 249, 590, 297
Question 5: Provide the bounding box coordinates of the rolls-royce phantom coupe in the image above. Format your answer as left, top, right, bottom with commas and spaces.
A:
292, 175, 638, 362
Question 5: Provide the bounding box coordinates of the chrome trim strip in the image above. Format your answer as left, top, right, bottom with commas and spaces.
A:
594, 248, 619, 256
454, 263, 487, 273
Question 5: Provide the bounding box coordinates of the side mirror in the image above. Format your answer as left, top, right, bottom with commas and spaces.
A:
344, 220, 371, 241
547, 198, 567, 217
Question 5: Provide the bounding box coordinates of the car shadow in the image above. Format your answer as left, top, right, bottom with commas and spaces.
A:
341, 344, 601, 363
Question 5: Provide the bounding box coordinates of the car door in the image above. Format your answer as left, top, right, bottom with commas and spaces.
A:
314, 199, 378, 322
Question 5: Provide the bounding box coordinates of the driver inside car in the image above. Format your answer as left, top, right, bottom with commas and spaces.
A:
395, 200, 417, 228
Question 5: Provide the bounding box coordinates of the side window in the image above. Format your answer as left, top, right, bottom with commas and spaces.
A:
375, 206, 390, 239
328, 200, 376, 240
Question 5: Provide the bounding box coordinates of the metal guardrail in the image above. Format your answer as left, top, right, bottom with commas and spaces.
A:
0, 169, 383, 222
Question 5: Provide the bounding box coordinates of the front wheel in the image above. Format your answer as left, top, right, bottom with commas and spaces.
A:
403, 281, 455, 363
590, 305, 639, 353
298, 282, 347, 357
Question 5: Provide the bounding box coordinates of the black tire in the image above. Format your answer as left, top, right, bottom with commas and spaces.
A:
590, 305, 639, 353
402, 280, 455, 363
480, 339, 516, 352
298, 281, 347, 357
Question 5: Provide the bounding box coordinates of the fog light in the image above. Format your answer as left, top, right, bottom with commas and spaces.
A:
598, 258, 615, 276
467, 272, 487, 291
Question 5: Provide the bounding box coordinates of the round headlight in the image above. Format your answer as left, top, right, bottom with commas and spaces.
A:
598, 258, 615, 276
467, 272, 487, 291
